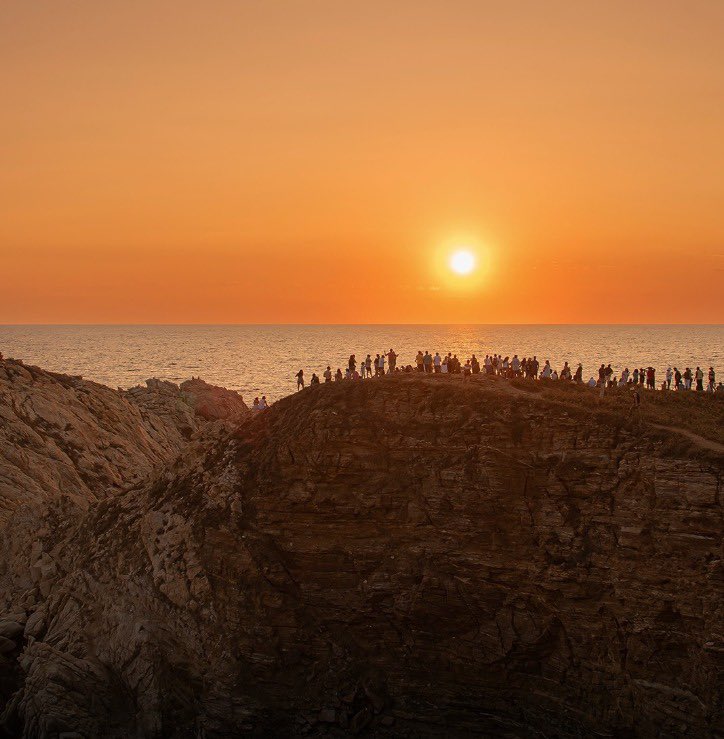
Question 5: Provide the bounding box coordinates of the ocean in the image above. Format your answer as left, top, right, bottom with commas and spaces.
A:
0, 325, 721, 402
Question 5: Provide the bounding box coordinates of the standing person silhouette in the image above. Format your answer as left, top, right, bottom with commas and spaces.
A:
628, 386, 641, 422
296, 369, 304, 390
695, 366, 704, 391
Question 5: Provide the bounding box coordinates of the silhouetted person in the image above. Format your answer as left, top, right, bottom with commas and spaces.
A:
695, 366, 704, 391
628, 387, 641, 419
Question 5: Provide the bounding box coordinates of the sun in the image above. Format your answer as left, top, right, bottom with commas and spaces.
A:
449, 249, 476, 275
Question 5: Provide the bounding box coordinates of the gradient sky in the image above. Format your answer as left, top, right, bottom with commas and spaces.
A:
2, 1, 723, 323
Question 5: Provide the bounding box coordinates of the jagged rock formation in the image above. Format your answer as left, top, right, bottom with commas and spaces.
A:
0, 360, 248, 521
0, 369, 722, 737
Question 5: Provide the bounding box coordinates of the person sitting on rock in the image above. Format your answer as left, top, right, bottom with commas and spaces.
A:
310, 373, 320, 386
587, 377, 597, 387
260, 396, 268, 409
252, 397, 261, 410
335, 368, 343, 381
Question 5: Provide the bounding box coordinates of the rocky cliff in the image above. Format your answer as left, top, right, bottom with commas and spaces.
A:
0, 360, 248, 521
0, 368, 721, 737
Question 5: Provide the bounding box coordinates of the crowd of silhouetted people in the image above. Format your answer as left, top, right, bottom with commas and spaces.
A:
282, 349, 720, 403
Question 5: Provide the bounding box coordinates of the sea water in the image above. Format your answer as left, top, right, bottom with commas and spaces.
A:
0, 324, 721, 402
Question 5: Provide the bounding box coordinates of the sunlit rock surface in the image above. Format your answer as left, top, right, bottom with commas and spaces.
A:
0, 367, 721, 737
0, 359, 248, 521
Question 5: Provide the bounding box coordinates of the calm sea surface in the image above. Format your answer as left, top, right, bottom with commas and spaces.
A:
0, 325, 721, 402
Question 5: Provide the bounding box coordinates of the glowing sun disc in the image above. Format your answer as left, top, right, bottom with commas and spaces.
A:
449, 249, 476, 275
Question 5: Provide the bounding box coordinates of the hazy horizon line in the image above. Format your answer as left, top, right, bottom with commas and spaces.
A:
2, 323, 722, 328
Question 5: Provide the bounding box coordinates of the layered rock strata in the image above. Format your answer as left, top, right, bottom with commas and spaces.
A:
0, 370, 721, 737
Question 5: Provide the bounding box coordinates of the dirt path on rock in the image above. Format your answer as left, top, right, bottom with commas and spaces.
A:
649, 424, 724, 455
477, 377, 724, 455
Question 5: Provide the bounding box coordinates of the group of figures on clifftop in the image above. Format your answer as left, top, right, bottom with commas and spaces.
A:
290, 349, 720, 397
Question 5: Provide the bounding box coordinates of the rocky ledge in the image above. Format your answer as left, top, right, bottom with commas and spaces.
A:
0, 367, 721, 737
0, 359, 248, 522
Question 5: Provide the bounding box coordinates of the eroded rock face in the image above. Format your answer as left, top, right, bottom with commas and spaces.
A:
0, 358, 248, 723
1, 375, 722, 737
0, 360, 248, 521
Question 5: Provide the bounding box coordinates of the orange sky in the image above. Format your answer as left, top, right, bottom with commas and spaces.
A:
1, 1, 723, 324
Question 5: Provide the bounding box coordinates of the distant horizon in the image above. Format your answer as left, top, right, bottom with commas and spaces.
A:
1, 322, 723, 328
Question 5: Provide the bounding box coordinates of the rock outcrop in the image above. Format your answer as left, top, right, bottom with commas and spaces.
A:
0, 360, 248, 521
0, 370, 721, 737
